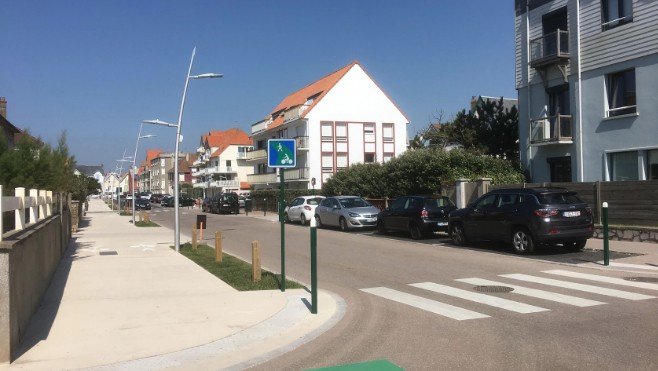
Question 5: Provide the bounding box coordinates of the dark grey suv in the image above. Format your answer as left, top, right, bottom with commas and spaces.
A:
448, 187, 593, 254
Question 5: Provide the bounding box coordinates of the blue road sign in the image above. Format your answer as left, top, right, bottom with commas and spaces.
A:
268, 139, 296, 168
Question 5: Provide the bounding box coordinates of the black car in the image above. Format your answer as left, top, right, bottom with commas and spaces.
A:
135, 198, 151, 210
211, 192, 239, 214
377, 195, 456, 239
162, 196, 195, 207
448, 187, 594, 255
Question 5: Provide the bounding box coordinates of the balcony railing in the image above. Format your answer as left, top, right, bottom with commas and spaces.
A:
209, 179, 240, 189
530, 115, 573, 145
246, 148, 267, 161
283, 167, 309, 181
294, 136, 309, 150
247, 173, 278, 184
530, 29, 569, 68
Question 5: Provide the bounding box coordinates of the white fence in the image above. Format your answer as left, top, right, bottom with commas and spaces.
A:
0, 185, 54, 241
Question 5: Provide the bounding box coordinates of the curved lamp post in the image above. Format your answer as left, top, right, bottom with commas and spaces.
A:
132, 122, 156, 225
144, 47, 222, 253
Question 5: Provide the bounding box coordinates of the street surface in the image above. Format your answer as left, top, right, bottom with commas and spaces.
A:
148, 205, 658, 370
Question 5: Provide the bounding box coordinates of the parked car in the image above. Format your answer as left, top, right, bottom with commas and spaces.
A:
211, 192, 239, 214
448, 187, 594, 255
377, 195, 456, 239
179, 197, 196, 207
160, 195, 173, 207
314, 196, 380, 231
135, 198, 151, 210
140, 192, 152, 200
149, 193, 163, 203
284, 196, 326, 225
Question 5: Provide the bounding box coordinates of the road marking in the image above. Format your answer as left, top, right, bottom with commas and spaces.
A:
544, 270, 658, 291
455, 278, 606, 307
411, 282, 549, 314
360, 287, 489, 320
500, 274, 656, 301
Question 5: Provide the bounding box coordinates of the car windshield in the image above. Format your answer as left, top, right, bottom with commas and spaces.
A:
339, 197, 371, 208
537, 192, 583, 204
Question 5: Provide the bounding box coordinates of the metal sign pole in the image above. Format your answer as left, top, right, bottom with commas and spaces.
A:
280, 168, 286, 292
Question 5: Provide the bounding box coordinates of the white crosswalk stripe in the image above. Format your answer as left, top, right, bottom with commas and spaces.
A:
410, 282, 549, 313
500, 273, 656, 301
544, 270, 658, 291
455, 278, 606, 307
360, 287, 490, 320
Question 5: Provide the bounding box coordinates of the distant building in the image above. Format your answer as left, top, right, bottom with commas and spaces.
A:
74, 165, 105, 188
247, 61, 409, 190
515, 0, 658, 181
0, 97, 26, 150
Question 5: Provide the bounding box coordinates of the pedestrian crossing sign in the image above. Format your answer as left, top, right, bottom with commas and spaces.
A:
268, 139, 296, 168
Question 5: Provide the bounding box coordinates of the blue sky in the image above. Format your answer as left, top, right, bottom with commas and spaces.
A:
1, 1, 517, 173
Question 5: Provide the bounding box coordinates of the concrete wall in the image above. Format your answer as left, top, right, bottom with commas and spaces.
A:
0, 210, 70, 363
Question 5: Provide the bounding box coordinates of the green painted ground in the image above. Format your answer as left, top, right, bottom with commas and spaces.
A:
306, 359, 403, 371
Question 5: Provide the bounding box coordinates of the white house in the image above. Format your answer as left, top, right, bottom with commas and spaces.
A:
192, 128, 253, 197
247, 61, 409, 190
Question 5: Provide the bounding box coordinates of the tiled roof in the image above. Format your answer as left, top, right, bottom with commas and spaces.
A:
146, 149, 162, 169
204, 128, 252, 158
265, 61, 358, 131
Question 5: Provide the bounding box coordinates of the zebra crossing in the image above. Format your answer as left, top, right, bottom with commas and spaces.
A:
360, 270, 658, 321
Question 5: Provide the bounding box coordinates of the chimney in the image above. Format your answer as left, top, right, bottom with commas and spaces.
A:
0, 97, 6, 118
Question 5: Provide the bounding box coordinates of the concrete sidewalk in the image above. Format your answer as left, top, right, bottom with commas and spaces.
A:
1, 199, 344, 371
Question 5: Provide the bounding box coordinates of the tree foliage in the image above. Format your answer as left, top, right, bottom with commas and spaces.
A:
0, 130, 85, 199
424, 97, 519, 165
322, 147, 525, 198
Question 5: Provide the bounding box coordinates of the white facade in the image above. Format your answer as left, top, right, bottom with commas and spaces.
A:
248, 62, 408, 190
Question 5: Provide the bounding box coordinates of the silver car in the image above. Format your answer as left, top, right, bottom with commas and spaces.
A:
314, 196, 380, 231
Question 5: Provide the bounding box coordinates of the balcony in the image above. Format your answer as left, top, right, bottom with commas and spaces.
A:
196, 146, 205, 154
246, 148, 267, 162
530, 29, 569, 68
530, 115, 573, 145
294, 136, 309, 150
209, 179, 240, 189
283, 167, 310, 181
247, 173, 278, 184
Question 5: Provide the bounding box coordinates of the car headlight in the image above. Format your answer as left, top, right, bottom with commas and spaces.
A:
348, 212, 360, 218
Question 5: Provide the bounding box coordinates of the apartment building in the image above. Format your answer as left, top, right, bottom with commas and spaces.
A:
247, 61, 408, 190
515, 0, 658, 182
191, 128, 253, 197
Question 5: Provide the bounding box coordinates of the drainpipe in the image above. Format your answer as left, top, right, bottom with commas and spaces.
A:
576, 0, 585, 181
526, 1, 533, 180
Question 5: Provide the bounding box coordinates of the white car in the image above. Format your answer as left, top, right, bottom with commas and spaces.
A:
284, 196, 325, 225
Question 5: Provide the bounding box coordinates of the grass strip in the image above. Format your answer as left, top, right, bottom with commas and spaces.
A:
178, 243, 305, 291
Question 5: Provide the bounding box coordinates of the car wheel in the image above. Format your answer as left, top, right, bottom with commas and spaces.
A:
284, 213, 291, 223
315, 215, 323, 228
377, 220, 387, 235
409, 223, 423, 240
564, 239, 587, 251
511, 228, 535, 255
450, 223, 467, 246
339, 217, 349, 232
300, 214, 307, 225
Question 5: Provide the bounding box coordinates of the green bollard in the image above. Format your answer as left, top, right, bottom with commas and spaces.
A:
310, 215, 318, 314
603, 202, 609, 266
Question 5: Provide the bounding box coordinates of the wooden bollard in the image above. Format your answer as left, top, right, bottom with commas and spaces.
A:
192, 227, 198, 250
252, 240, 261, 282
215, 231, 223, 262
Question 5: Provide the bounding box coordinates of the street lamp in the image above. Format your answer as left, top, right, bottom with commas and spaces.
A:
132, 122, 156, 225
143, 47, 222, 253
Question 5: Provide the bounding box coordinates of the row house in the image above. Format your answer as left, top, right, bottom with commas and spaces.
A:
247, 61, 409, 190
137, 149, 162, 194
515, 0, 658, 182
192, 128, 253, 197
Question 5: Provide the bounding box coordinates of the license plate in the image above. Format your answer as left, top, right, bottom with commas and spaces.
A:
563, 211, 580, 217
366, 218, 377, 223
437, 222, 448, 226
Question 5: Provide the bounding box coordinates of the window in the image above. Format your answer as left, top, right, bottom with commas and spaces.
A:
364, 153, 375, 163
548, 156, 572, 182
606, 69, 636, 117
610, 151, 638, 181
336, 123, 347, 142
649, 150, 658, 180
321, 122, 333, 141
383, 124, 394, 142
602, 0, 632, 30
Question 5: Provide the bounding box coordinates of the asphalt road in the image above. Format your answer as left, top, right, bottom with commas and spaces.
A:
149, 205, 658, 370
